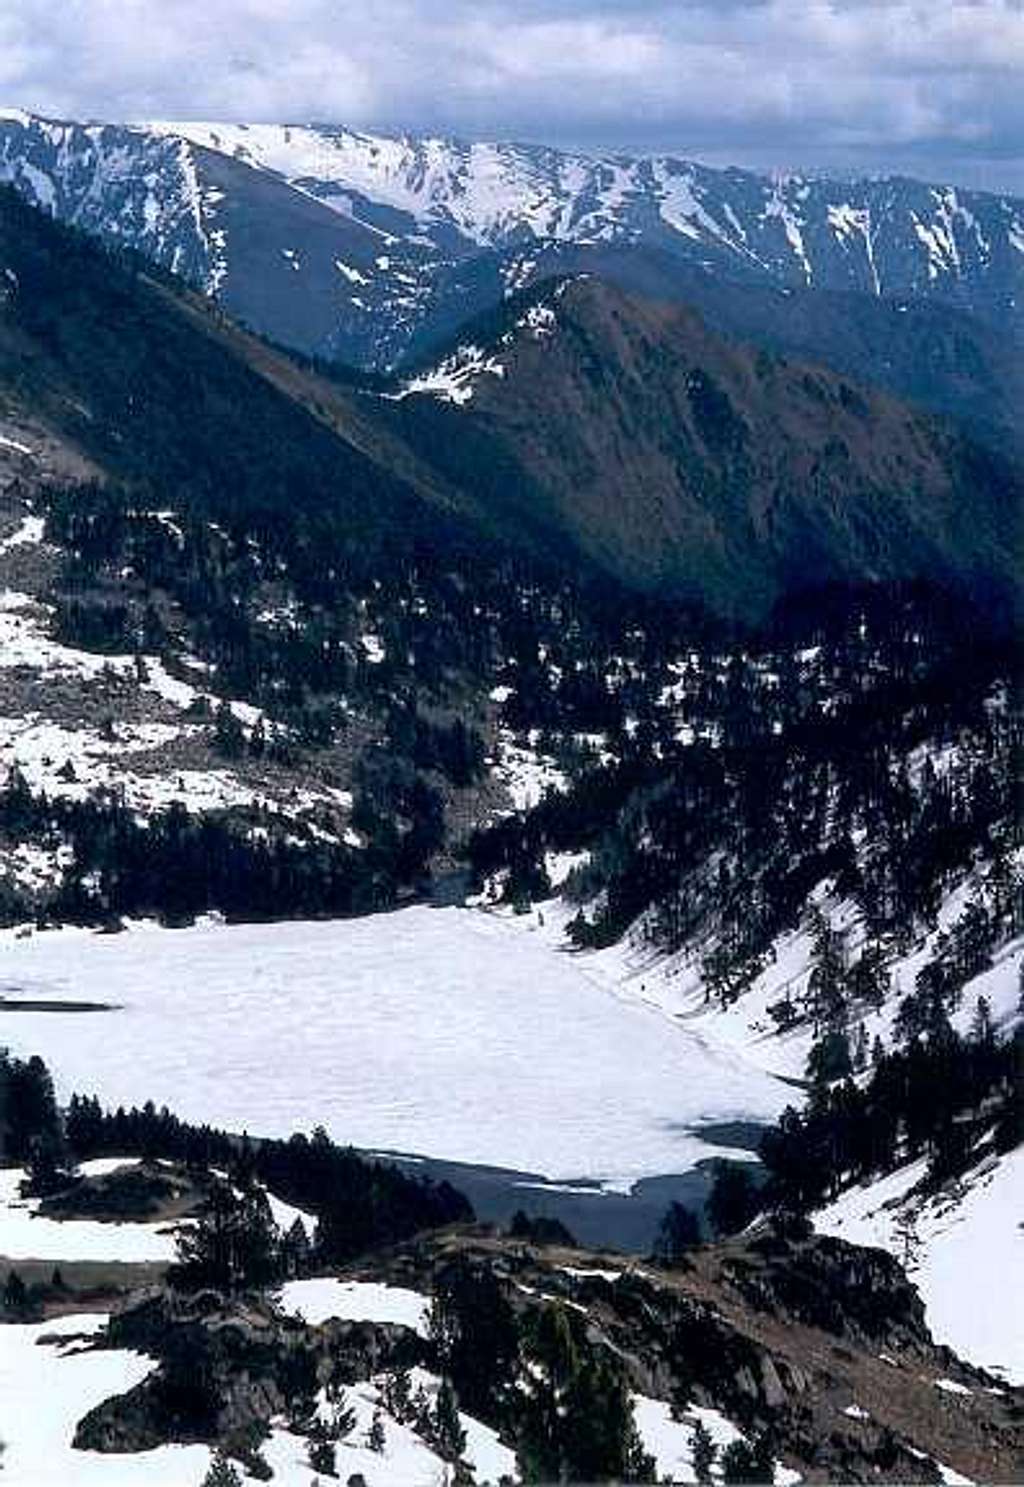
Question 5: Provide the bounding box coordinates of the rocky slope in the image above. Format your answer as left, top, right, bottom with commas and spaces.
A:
63, 1222, 1024, 1483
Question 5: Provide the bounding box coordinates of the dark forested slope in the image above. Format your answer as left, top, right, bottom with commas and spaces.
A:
386, 277, 1022, 619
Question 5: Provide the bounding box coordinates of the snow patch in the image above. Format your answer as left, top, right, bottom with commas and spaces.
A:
0, 1166, 177, 1265
278, 1278, 431, 1336
0, 1314, 212, 1486
816, 1144, 1024, 1383
390, 342, 505, 406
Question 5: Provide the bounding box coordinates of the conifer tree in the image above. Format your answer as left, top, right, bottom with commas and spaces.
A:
721, 1434, 775, 1485
707, 1164, 759, 1237
433, 1377, 466, 1463
3, 1270, 28, 1315
201, 1453, 242, 1487
692, 1419, 717, 1484
653, 1200, 702, 1264
172, 1182, 280, 1293
367, 1409, 385, 1452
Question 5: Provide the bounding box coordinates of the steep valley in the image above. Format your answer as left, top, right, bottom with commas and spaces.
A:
0, 127, 1021, 1487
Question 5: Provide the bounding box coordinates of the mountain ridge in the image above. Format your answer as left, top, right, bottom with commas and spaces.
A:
2, 108, 1021, 384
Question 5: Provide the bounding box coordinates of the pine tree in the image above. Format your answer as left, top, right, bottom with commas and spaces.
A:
653, 1201, 702, 1264
805, 907, 848, 1032
692, 1418, 717, 1484
281, 1215, 311, 1278
428, 1258, 518, 1420
172, 1182, 280, 1293
3, 1054, 64, 1163
381, 1368, 412, 1421
849, 943, 888, 1011
970, 995, 994, 1048
306, 1430, 336, 1477
327, 1395, 356, 1440
367, 1409, 385, 1453
201, 1453, 242, 1487
852, 1021, 870, 1071
806, 1028, 852, 1087
721, 1434, 775, 1484
212, 701, 245, 759
433, 1377, 466, 1463
707, 1164, 759, 1237
3, 1270, 28, 1314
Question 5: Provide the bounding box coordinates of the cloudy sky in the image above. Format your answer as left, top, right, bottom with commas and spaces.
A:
1, 1, 1021, 191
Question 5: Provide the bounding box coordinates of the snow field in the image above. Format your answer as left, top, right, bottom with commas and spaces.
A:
516, 867, 1023, 1089
632, 1395, 801, 1485
0, 1156, 315, 1266
0, 513, 44, 552
0, 583, 361, 831
0, 1263, 508, 1485
0, 1313, 463, 1487
0, 1314, 211, 1486
491, 727, 568, 812
262, 1366, 518, 1485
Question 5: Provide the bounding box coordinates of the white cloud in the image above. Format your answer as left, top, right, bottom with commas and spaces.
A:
0, 1, 1020, 189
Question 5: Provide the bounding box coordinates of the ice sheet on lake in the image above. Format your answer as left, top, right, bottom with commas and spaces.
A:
0, 906, 788, 1189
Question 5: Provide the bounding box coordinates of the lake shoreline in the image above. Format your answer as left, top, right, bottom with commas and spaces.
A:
371, 1120, 766, 1253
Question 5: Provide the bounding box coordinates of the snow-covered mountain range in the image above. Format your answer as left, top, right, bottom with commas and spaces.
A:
2, 108, 1022, 369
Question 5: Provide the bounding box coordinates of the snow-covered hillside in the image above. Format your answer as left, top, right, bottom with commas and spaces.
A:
0, 1313, 212, 1486
474, 862, 1023, 1385
815, 1145, 1024, 1386
0, 1160, 176, 1263
0, 498, 365, 906
0, 1295, 777, 1486
0, 108, 221, 287
0, 1310, 514, 1486
2, 110, 1021, 368
549, 874, 1023, 1088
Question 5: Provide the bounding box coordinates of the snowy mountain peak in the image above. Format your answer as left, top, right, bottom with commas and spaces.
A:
137, 118, 1024, 277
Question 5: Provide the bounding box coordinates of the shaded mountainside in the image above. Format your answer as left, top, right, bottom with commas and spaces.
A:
385, 277, 1022, 618
1, 181, 1019, 625
0, 181, 555, 921
435, 239, 1024, 459
0, 183, 467, 546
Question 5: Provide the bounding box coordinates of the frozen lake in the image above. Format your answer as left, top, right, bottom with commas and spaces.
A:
0, 907, 789, 1190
